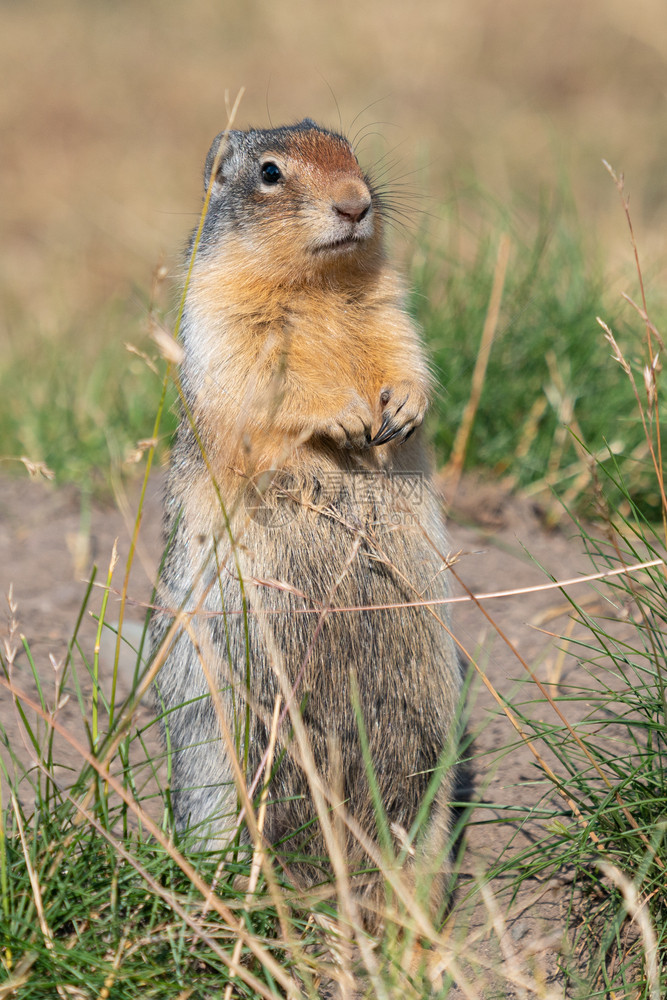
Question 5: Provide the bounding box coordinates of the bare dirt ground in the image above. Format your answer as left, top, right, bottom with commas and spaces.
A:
0, 470, 603, 992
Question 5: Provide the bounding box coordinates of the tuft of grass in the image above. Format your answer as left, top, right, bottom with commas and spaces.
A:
499, 475, 667, 998
414, 188, 665, 519
501, 501, 667, 997
1, 569, 567, 999
0, 295, 177, 495
484, 172, 667, 999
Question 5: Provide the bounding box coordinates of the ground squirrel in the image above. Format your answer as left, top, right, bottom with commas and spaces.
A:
150, 119, 462, 926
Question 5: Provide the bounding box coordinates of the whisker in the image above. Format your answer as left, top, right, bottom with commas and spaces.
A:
346, 101, 395, 143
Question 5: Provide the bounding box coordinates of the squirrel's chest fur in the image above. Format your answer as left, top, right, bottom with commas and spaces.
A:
186, 280, 373, 396
178, 260, 424, 484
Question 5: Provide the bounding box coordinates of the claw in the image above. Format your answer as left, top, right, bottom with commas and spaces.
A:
371, 394, 412, 446
372, 416, 419, 447
371, 410, 392, 444
372, 421, 402, 446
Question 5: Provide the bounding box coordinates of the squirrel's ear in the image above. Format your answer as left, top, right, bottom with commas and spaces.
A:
204, 131, 237, 192
299, 117, 318, 129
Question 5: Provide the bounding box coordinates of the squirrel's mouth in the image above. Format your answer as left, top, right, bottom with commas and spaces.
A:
313, 235, 364, 254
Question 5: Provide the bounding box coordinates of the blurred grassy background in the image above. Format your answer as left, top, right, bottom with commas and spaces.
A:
2, 0, 667, 497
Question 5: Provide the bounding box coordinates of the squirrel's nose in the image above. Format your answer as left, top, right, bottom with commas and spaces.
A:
332, 181, 372, 224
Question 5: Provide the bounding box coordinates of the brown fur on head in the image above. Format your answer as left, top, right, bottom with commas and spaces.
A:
196, 119, 384, 290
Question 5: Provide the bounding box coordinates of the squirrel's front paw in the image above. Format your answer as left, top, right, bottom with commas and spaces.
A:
371, 381, 428, 446
317, 395, 374, 450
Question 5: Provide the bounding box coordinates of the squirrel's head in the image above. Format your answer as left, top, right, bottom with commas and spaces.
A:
195, 120, 383, 286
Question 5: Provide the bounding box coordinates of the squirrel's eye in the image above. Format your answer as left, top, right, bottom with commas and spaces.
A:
261, 162, 282, 185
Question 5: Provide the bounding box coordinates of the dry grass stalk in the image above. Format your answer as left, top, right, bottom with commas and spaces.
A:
0, 675, 303, 999
11, 796, 54, 954
108, 86, 246, 733
598, 861, 661, 1000
227, 694, 281, 1000
18, 457, 55, 481
449, 562, 667, 866
601, 161, 667, 539
446, 233, 511, 498
102, 553, 666, 618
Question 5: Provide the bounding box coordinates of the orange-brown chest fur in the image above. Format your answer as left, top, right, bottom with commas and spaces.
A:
183, 244, 428, 484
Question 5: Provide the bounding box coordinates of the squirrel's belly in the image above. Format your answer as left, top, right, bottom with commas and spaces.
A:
203, 483, 457, 803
